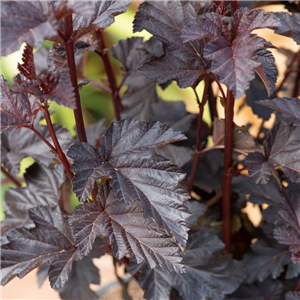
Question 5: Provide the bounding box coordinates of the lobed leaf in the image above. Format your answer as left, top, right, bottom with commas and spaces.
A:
2, 163, 65, 234
257, 98, 300, 126
130, 229, 245, 300
286, 291, 300, 300
1, 206, 80, 289
1, 1, 57, 56
68, 119, 190, 247
274, 189, 300, 263
245, 121, 300, 184
182, 8, 280, 99
70, 182, 184, 272
275, 12, 300, 45
243, 239, 291, 283
0, 76, 40, 133
1, 124, 72, 175
133, 1, 214, 88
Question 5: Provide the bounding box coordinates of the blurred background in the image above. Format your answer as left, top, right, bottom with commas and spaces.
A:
1, 1, 299, 299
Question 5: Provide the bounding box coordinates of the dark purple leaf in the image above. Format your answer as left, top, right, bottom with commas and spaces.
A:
286, 291, 300, 300
37, 265, 49, 287
18, 68, 76, 109
70, 182, 184, 272
275, 12, 300, 45
226, 277, 283, 300
58, 257, 100, 300
1, 206, 80, 289
245, 73, 273, 120
232, 175, 281, 205
68, 119, 190, 247
2, 163, 65, 233
274, 189, 300, 263
245, 122, 300, 184
1, 1, 58, 56
243, 239, 291, 283
185, 200, 207, 226
1, 124, 71, 175
182, 8, 280, 99
0, 76, 40, 133
257, 98, 300, 126
133, 1, 214, 88
130, 229, 245, 300
85, 119, 106, 147
72, 0, 130, 40
255, 47, 278, 97
213, 118, 262, 154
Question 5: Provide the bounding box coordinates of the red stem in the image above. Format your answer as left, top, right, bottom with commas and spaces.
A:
96, 30, 122, 121
294, 277, 300, 291
1, 166, 22, 187
42, 105, 74, 180
208, 78, 218, 123
274, 50, 300, 96
30, 126, 56, 152
64, 15, 87, 143
292, 57, 300, 97
211, 72, 227, 101
187, 75, 211, 194
222, 90, 235, 253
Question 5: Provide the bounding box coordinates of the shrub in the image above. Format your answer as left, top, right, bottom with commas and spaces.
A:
1, 1, 300, 299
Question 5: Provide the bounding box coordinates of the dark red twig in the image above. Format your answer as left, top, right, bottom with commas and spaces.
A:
42, 104, 74, 180
222, 90, 235, 253
30, 126, 56, 152
1, 166, 22, 187
187, 74, 211, 193
294, 277, 300, 291
64, 15, 87, 143
96, 30, 122, 121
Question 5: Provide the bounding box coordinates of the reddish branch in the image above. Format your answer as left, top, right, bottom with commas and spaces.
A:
222, 90, 235, 253
42, 104, 74, 180
64, 15, 87, 143
1, 166, 22, 187
187, 74, 211, 193
96, 30, 122, 121
294, 277, 300, 291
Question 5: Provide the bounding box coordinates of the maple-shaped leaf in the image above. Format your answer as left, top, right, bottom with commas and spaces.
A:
257, 98, 300, 126
226, 277, 283, 300
133, 1, 215, 88
2, 163, 65, 234
243, 239, 291, 283
0, 1, 58, 56
72, 0, 130, 40
0, 76, 40, 133
70, 182, 184, 272
67, 119, 190, 247
245, 121, 300, 184
1, 124, 71, 175
129, 229, 245, 300
286, 291, 300, 300
274, 189, 300, 263
182, 8, 280, 98
58, 257, 100, 300
275, 12, 300, 45
1, 206, 80, 289
213, 118, 261, 154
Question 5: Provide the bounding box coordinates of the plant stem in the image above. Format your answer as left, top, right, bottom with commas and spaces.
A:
208, 78, 218, 123
30, 127, 57, 152
42, 104, 74, 180
274, 50, 300, 96
187, 75, 210, 194
96, 30, 122, 121
64, 15, 87, 143
294, 277, 300, 291
1, 166, 22, 187
211, 72, 227, 101
292, 57, 300, 97
222, 90, 235, 253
